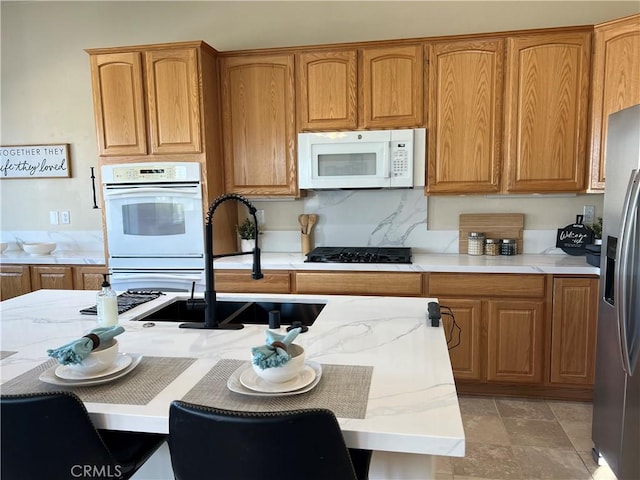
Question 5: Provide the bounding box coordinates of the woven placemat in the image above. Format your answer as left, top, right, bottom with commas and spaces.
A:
181, 359, 373, 419
1, 356, 195, 405
0, 351, 17, 360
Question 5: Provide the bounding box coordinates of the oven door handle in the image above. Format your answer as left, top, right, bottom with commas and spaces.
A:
113, 273, 203, 281
103, 187, 201, 199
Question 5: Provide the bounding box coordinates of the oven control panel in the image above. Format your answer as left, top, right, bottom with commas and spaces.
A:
102, 162, 201, 184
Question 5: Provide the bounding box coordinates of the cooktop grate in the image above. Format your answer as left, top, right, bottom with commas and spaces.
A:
305, 247, 412, 264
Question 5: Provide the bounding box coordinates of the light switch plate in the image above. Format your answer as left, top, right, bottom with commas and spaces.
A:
49, 211, 59, 225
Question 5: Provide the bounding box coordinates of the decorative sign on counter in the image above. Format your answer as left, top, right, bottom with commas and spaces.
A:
556, 215, 593, 256
0, 144, 71, 179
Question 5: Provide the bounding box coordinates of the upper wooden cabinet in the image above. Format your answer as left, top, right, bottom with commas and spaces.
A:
426, 29, 591, 195
145, 48, 201, 154
360, 45, 424, 129
221, 53, 297, 197
296, 44, 423, 131
87, 43, 206, 156
89, 52, 147, 156
427, 38, 504, 194
589, 14, 640, 191
503, 31, 591, 193
297, 50, 358, 130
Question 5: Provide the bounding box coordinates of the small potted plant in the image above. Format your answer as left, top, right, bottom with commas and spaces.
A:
236, 218, 256, 251
591, 217, 602, 245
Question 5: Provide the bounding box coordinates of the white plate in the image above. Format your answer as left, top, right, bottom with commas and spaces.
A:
55, 354, 133, 380
39, 354, 143, 387
228, 361, 322, 397
240, 364, 316, 393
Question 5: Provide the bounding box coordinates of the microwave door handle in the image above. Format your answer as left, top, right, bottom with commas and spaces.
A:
383, 144, 391, 179
615, 169, 640, 375
103, 187, 200, 199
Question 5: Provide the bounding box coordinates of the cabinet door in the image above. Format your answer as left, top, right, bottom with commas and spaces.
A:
589, 14, 640, 191
439, 298, 483, 381
297, 50, 358, 130
550, 277, 598, 385
0, 265, 32, 301
295, 271, 423, 296
30, 266, 74, 291
221, 54, 297, 196
360, 45, 424, 128
145, 48, 202, 154
89, 52, 147, 156
427, 39, 504, 194
487, 300, 545, 383
73, 266, 108, 291
504, 31, 591, 193
215, 270, 291, 294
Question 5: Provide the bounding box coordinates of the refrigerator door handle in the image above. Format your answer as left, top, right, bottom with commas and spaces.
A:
615, 169, 640, 375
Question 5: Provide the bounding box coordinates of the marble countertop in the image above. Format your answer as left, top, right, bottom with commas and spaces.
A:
0, 248, 599, 275
217, 252, 600, 275
0, 289, 464, 457
0, 249, 105, 265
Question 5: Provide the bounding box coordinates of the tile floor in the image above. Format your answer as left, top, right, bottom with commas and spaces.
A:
434, 396, 618, 480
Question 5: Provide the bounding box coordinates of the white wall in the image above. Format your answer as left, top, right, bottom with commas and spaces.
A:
1, 1, 632, 236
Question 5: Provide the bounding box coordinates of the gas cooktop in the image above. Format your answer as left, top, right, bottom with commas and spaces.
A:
305, 247, 412, 264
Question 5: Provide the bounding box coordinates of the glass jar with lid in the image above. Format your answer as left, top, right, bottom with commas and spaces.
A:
484, 238, 500, 256
467, 232, 485, 255
500, 238, 517, 255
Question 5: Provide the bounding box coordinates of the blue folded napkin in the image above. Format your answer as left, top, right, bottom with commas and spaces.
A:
46, 326, 125, 365
251, 328, 301, 369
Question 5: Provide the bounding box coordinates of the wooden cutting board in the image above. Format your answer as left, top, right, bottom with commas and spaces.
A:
459, 213, 525, 254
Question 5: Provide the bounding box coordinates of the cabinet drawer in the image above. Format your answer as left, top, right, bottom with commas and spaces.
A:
295, 271, 423, 296
215, 270, 291, 294
429, 273, 545, 297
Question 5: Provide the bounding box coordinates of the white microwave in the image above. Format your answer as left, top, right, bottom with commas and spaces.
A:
298, 128, 425, 189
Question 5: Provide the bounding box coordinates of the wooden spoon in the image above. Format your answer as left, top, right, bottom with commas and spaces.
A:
307, 214, 318, 233
298, 214, 309, 234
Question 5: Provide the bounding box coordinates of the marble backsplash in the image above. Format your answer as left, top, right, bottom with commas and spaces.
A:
0, 230, 104, 253
280, 189, 564, 254
1, 190, 566, 256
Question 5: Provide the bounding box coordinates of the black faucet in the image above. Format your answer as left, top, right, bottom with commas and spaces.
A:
180, 193, 263, 330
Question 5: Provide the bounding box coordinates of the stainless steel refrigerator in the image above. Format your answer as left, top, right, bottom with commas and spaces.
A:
592, 104, 640, 480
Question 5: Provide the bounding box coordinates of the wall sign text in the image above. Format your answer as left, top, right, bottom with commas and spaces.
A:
0, 144, 71, 179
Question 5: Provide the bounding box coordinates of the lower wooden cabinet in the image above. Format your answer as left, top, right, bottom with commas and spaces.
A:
0, 265, 32, 301
486, 299, 545, 384
0, 264, 108, 300
31, 266, 74, 291
440, 298, 482, 381
73, 266, 109, 291
216, 270, 291, 294
550, 277, 598, 385
431, 273, 599, 400
294, 271, 423, 296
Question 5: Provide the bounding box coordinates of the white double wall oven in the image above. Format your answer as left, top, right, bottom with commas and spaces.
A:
102, 162, 206, 292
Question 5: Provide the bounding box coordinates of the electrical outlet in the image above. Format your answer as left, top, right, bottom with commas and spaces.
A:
583, 205, 595, 225
256, 209, 265, 225
49, 211, 59, 225
61, 210, 70, 225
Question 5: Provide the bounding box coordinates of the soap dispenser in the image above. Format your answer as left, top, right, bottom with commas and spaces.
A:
96, 274, 118, 327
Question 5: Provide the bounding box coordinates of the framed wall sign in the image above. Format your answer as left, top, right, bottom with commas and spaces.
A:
0, 144, 71, 179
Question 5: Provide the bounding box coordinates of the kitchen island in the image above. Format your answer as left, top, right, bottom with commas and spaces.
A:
0, 289, 464, 479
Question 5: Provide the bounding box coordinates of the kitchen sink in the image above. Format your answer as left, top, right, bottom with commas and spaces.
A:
141, 300, 249, 323
227, 301, 325, 326
139, 300, 325, 326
